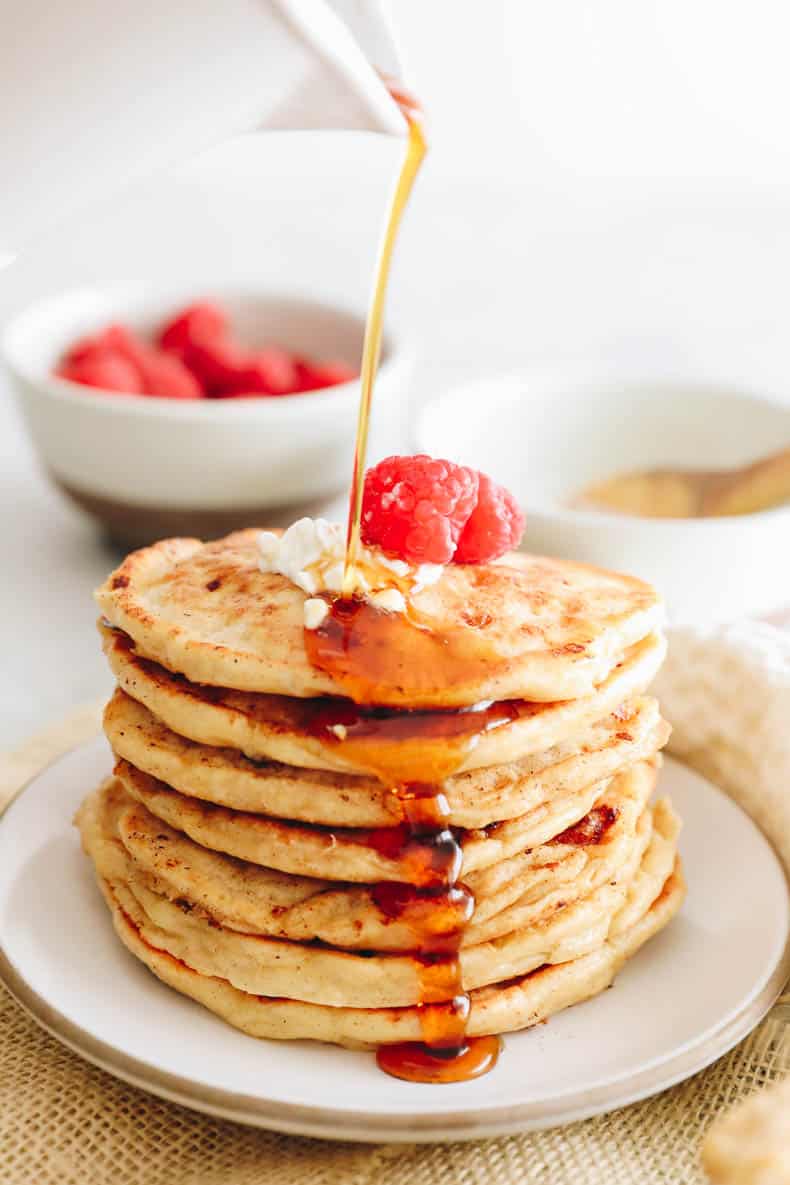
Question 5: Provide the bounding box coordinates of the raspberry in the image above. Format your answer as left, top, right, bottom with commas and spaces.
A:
57, 351, 142, 394
181, 337, 248, 394
361, 455, 479, 564
159, 302, 227, 352
298, 359, 357, 390
65, 333, 110, 365
57, 303, 360, 403
99, 323, 146, 363
78, 325, 204, 398
454, 471, 525, 563
222, 348, 299, 397
136, 349, 204, 399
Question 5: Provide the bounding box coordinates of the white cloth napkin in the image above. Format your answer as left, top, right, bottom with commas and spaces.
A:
656, 621, 790, 877
656, 620, 790, 1184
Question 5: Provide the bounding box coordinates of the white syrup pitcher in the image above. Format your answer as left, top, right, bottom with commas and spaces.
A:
0, 0, 407, 257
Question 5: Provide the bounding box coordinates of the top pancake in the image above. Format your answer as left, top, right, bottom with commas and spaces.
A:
95, 530, 664, 707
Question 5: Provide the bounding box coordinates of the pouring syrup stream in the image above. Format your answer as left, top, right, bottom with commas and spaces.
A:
308, 81, 500, 1084
342, 85, 426, 597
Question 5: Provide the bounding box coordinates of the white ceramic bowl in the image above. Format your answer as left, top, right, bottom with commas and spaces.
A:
3, 287, 410, 545
416, 367, 790, 624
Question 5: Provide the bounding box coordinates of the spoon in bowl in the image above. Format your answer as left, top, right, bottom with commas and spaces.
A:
575, 446, 790, 518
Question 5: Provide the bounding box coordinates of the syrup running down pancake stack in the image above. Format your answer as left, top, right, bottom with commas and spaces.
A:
79, 507, 684, 1083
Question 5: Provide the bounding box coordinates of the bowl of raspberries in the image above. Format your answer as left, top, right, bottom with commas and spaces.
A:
3, 288, 409, 545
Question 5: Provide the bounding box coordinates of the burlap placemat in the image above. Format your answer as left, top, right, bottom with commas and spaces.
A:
0, 685, 787, 1185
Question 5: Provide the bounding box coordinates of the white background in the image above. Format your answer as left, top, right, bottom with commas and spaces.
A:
3, 0, 790, 744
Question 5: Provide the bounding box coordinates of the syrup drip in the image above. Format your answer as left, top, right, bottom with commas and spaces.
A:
301, 670, 537, 784
369, 776, 500, 1082
305, 600, 503, 1083
106, 621, 535, 790
372, 882, 474, 957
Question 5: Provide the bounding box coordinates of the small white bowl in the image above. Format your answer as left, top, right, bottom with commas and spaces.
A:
3, 287, 410, 545
416, 367, 790, 624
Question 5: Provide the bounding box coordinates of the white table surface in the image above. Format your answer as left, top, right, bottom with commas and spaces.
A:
3, 133, 790, 748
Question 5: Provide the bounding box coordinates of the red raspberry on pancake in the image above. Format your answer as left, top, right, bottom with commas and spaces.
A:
361, 455, 480, 564
361, 455, 525, 566
454, 472, 525, 564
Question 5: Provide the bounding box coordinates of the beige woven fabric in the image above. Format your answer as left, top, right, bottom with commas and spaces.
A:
0, 980, 786, 1185
0, 663, 788, 1185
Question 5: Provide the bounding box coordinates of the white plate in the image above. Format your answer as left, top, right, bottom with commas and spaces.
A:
0, 738, 787, 1143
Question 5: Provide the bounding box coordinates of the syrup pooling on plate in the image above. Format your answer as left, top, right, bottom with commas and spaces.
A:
377, 1032, 502, 1085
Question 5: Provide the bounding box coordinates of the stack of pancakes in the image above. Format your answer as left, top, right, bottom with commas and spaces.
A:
78, 529, 685, 1053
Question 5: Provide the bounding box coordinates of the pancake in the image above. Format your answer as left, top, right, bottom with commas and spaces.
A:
101, 625, 667, 777
85, 791, 677, 1009
95, 531, 664, 707
114, 756, 660, 884
95, 860, 686, 1046
104, 687, 669, 829
607, 794, 684, 938
86, 516, 680, 1072
465, 794, 658, 944
77, 776, 656, 951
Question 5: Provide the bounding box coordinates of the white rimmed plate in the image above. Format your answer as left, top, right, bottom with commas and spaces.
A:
0, 737, 787, 1143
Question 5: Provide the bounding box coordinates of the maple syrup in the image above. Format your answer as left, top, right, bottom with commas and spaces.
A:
342, 86, 426, 597
304, 609, 506, 1081
304, 594, 509, 709
305, 84, 502, 1083
372, 882, 474, 956
377, 1033, 501, 1085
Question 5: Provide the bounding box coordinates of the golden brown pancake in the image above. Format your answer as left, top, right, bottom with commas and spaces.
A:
113, 758, 661, 885
94, 859, 685, 1046
95, 531, 664, 707
77, 776, 660, 951
80, 777, 678, 1009
103, 686, 669, 829
101, 624, 667, 777
83, 514, 682, 1071
82, 520, 680, 1065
